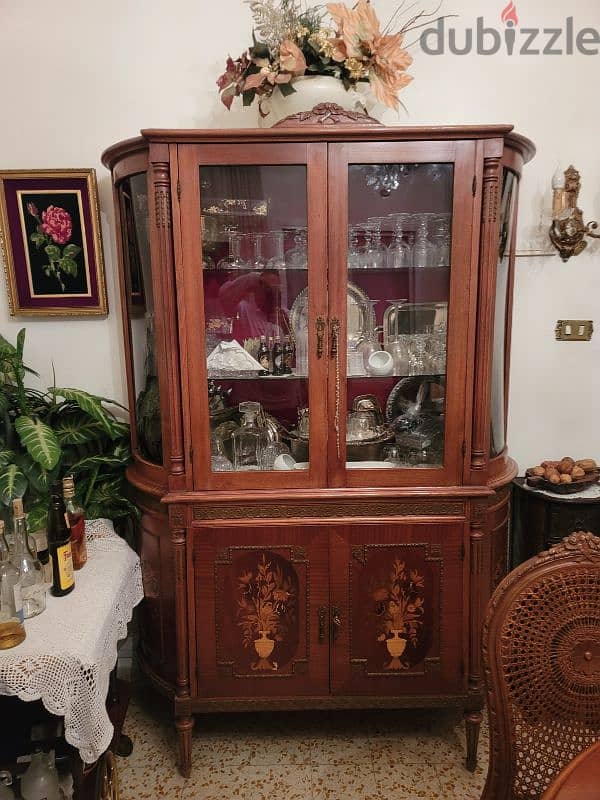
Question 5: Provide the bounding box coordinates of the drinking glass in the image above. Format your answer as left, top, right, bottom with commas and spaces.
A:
267, 230, 286, 269
252, 233, 267, 269
387, 213, 412, 268
382, 444, 404, 465
286, 227, 308, 269
358, 300, 380, 371
412, 213, 435, 268
348, 226, 361, 269
259, 441, 291, 470
366, 217, 387, 267
409, 334, 429, 375
430, 213, 451, 267
217, 231, 248, 270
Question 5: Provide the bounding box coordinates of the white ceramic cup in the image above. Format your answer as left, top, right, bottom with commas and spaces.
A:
273, 453, 296, 470
367, 350, 394, 376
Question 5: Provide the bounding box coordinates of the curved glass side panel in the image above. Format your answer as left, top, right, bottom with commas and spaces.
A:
490, 169, 517, 457
118, 173, 163, 465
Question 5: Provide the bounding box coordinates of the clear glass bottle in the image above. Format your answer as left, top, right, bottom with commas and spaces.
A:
0, 770, 15, 800
20, 750, 61, 800
63, 476, 87, 570
11, 499, 46, 618
0, 521, 26, 649
232, 402, 269, 471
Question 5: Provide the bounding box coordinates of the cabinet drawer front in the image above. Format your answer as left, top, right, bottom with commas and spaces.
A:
330, 521, 467, 696
193, 524, 329, 698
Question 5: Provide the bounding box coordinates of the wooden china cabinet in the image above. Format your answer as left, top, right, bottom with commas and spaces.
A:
102, 104, 534, 778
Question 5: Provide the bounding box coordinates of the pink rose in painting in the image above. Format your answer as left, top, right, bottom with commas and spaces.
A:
41, 205, 72, 245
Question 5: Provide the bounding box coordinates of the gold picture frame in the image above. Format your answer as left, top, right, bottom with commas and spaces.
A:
0, 168, 107, 316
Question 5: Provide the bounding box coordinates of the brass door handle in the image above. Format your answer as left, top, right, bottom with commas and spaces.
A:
330, 318, 340, 358
316, 317, 326, 359
331, 605, 342, 641
318, 606, 327, 643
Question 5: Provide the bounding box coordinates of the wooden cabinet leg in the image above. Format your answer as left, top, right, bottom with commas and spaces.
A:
175, 715, 194, 777
464, 710, 482, 772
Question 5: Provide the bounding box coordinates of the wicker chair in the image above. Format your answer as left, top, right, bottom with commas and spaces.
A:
482, 531, 600, 800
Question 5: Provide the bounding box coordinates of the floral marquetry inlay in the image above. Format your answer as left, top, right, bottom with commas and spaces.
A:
373, 559, 425, 671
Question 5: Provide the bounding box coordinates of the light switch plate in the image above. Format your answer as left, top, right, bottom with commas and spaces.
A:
555, 320, 594, 341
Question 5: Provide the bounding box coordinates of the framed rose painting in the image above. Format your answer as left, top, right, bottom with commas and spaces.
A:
0, 169, 108, 316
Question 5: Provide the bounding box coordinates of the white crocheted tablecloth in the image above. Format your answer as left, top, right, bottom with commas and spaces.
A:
0, 519, 144, 764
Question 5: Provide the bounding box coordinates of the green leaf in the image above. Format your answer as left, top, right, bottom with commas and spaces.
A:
20, 457, 57, 494
44, 243, 61, 261
278, 82, 297, 97
26, 499, 48, 533
242, 89, 256, 107
49, 388, 116, 437
0, 449, 15, 469
60, 257, 78, 277
55, 414, 106, 445
69, 454, 126, 474
0, 464, 28, 505
14, 416, 61, 470
16, 329, 25, 361
62, 243, 81, 259
0, 392, 9, 417
30, 231, 47, 248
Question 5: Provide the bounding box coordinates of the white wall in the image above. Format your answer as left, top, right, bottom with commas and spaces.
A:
1, 0, 599, 470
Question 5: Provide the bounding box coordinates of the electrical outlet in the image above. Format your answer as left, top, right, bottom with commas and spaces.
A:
555, 320, 594, 341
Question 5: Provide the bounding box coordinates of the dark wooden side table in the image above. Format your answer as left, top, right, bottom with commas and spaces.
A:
511, 478, 600, 567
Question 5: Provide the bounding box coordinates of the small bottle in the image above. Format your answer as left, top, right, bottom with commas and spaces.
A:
267, 336, 275, 374
0, 770, 15, 800
257, 335, 270, 376
11, 499, 45, 618
272, 335, 284, 375
20, 750, 60, 800
283, 336, 295, 374
47, 484, 74, 597
63, 476, 87, 570
0, 521, 26, 650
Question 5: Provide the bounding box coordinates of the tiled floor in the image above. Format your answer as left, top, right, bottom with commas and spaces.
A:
117, 683, 489, 800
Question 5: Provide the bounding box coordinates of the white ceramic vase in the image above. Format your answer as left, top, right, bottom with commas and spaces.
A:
258, 75, 369, 128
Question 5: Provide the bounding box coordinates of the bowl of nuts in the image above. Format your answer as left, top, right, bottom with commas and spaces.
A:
526, 458, 599, 494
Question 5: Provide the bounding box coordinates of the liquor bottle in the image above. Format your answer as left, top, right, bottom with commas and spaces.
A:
28, 518, 52, 587
272, 335, 284, 375
257, 335, 270, 376
283, 336, 295, 375
19, 750, 60, 800
267, 336, 274, 374
47, 484, 74, 597
63, 475, 87, 570
11, 499, 46, 618
0, 521, 26, 650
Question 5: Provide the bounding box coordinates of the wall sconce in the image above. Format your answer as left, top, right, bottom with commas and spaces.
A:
549, 165, 600, 261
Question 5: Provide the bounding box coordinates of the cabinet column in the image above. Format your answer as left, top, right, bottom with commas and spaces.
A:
169, 505, 193, 777
471, 151, 503, 476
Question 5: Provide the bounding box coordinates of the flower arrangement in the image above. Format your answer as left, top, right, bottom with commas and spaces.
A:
218, 0, 435, 116
26, 203, 81, 292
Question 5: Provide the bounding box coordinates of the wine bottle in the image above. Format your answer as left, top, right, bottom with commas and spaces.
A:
47, 483, 74, 597
0, 520, 26, 650
11, 499, 45, 618
257, 335, 270, 376
63, 475, 87, 570
272, 335, 284, 375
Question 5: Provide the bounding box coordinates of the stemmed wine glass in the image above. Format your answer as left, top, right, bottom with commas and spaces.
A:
251, 233, 267, 269
286, 227, 308, 269
267, 230, 286, 269
412, 213, 435, 268
217, 230, 249, 270
387, 213, 412, 268
430, 213, 451, 267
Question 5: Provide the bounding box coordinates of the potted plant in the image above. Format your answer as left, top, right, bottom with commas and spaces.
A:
217, 0, 438, 125
0, 329, 137, 535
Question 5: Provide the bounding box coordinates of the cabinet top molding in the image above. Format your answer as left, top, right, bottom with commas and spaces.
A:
101, 120, 535, 170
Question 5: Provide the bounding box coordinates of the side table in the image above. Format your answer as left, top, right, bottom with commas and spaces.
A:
512, 478, 600, 566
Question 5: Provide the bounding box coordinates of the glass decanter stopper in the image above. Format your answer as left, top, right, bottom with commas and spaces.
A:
232, 402, 269, 471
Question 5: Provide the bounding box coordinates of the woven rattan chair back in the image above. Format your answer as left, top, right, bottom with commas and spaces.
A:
482, 531, 600, 800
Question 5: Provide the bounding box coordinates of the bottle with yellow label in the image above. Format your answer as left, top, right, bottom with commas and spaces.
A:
47, 483, 74, 597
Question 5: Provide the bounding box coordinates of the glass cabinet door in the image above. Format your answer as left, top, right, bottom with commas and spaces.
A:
117, 173, 163, 466
329, 142, 476, 486
180, 144, 328, 489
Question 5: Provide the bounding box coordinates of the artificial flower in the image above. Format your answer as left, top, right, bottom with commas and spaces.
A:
279, 39, 307, 77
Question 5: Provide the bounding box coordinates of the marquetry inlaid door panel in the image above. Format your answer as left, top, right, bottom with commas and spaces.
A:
193, 524, 329, 698
329, 521, 467, 696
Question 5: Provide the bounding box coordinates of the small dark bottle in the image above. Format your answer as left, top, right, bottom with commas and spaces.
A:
257, 335, 270, 376
47, 483, 74, 597
283, 336, 295, 374
272, 335, 284, 375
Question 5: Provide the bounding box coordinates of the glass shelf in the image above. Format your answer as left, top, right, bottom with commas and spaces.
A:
208, 373, 307, 381
202, 266, 308, 273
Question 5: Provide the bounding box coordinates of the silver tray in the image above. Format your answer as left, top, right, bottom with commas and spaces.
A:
385, 375, 446, 421
289, 283, 375, 347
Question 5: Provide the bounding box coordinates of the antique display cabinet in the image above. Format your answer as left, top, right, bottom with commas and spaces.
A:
102, 105, 534, 777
